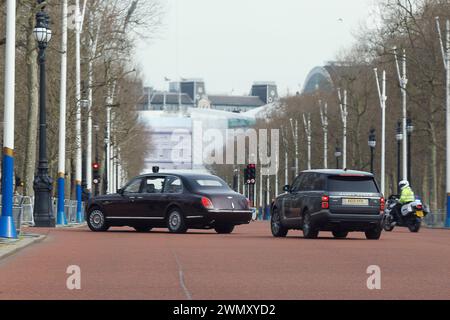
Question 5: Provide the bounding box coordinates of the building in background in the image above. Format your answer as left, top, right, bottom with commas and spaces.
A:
139, 87, 193, 112
302, 62, 358, 94
137, 80, 278, 114
136, 79, 279, 174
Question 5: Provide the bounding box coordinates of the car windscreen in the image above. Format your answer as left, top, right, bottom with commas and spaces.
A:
327, 176, 379, 193
189, 176, 231, 191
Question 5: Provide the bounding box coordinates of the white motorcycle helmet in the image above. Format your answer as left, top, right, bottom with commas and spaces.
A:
399, 180, 410, 190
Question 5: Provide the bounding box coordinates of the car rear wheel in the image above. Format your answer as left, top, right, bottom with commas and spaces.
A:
271, 208, 288, 238
332, 230, 349, 239
167, 209, 188, 234
87, 208, 109, 232
214, 225, 235, 234
134, 226, 153, 233
365, 227, 382, 240
302, 210, 319, 239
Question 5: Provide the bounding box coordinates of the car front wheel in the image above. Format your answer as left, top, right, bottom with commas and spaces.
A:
87, 208, 110, 232
271, 208, 288, 238
167, 209, 188, 234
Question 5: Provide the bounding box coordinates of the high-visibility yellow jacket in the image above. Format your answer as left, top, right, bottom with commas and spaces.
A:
399, 186, 415, 204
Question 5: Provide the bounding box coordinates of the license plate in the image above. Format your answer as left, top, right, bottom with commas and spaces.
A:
342, 198, 369, 206
416, 211, 424, 218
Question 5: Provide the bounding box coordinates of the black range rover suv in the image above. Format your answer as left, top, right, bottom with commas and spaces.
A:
271, 170, 384, 240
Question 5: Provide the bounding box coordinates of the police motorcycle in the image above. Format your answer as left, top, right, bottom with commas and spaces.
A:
383, 195, 430, 233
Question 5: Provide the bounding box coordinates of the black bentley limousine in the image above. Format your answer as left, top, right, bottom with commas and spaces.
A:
85, 172, 253, 234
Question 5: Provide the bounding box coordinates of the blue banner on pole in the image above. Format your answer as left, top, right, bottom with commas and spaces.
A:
0, 152, 17, 238
446, 195, 450, 228
76, 184, 83, 223
57, 177, 67, 225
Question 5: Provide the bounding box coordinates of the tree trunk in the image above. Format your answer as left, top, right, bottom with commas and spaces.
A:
22, 10, 39, 197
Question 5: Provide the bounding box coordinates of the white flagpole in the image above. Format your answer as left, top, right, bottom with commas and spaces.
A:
0, 0, 17, 238
57, 0, 68, 225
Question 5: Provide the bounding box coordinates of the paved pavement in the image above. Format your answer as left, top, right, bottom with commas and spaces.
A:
0, 222, 449, 300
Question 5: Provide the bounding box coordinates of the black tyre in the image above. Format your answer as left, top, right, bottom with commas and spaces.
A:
408, 219, 422, 233
302, 210, 319, 239
214, 225, 235, 234
167, 208, 188, 234
271, 208, 288, 238
332, 230, 349, 239
87, 208, 110, 232
383, 223, 395, 232
365, 227, 382, 240
383, 215, 395, 232
134, 226, 153, 233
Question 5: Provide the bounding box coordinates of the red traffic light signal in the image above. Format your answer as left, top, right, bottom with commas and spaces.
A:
92, 162, 100, 170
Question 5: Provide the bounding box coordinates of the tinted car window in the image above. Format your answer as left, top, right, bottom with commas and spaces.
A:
327, 176, 379, 193
164, 177, 183, 194
124, 179, 142, 194
300, 173, 315, 191
189, 176, 231, 191
312, 174, 325, 191
291, 175, 303, 192
143, 177, 165, 194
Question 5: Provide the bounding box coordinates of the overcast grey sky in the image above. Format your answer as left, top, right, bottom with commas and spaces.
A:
135, 0, 375, 96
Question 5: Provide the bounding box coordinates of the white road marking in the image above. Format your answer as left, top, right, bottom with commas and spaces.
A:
173, 251, 192, 300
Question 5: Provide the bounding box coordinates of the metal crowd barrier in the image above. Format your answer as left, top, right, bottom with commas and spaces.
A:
423, 210, 447, 229
0, 195, 85, 233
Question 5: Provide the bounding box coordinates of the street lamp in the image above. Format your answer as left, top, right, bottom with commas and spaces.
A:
33, 2, 55, 227
407, 118, 414, 184
368, 129, 376, 174
396, 121, 404, 194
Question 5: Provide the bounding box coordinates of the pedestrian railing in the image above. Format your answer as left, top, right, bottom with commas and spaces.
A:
423, 210, 447, 229
19, 196, 35, 226
0, 195, 85, 233
65, 199, 82, 223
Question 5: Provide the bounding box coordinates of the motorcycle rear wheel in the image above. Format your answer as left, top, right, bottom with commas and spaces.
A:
408, 219, 422, 233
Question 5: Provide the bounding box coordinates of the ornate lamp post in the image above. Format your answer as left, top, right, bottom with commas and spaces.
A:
33, 1, 55, 227
368, 129, 377, 174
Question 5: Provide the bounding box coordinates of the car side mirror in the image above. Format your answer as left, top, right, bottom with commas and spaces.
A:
117, 188, 124, 195
283, 185, 291, 193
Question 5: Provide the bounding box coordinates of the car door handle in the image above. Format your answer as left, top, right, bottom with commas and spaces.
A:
137, 196, 144, 200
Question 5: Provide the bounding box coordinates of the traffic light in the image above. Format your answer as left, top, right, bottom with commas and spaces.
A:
246, 164, 256, 185
244, 168, 249, 184
92, 162, 101, 185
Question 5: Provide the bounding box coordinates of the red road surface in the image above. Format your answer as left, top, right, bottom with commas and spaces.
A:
0, 222, 449, 300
